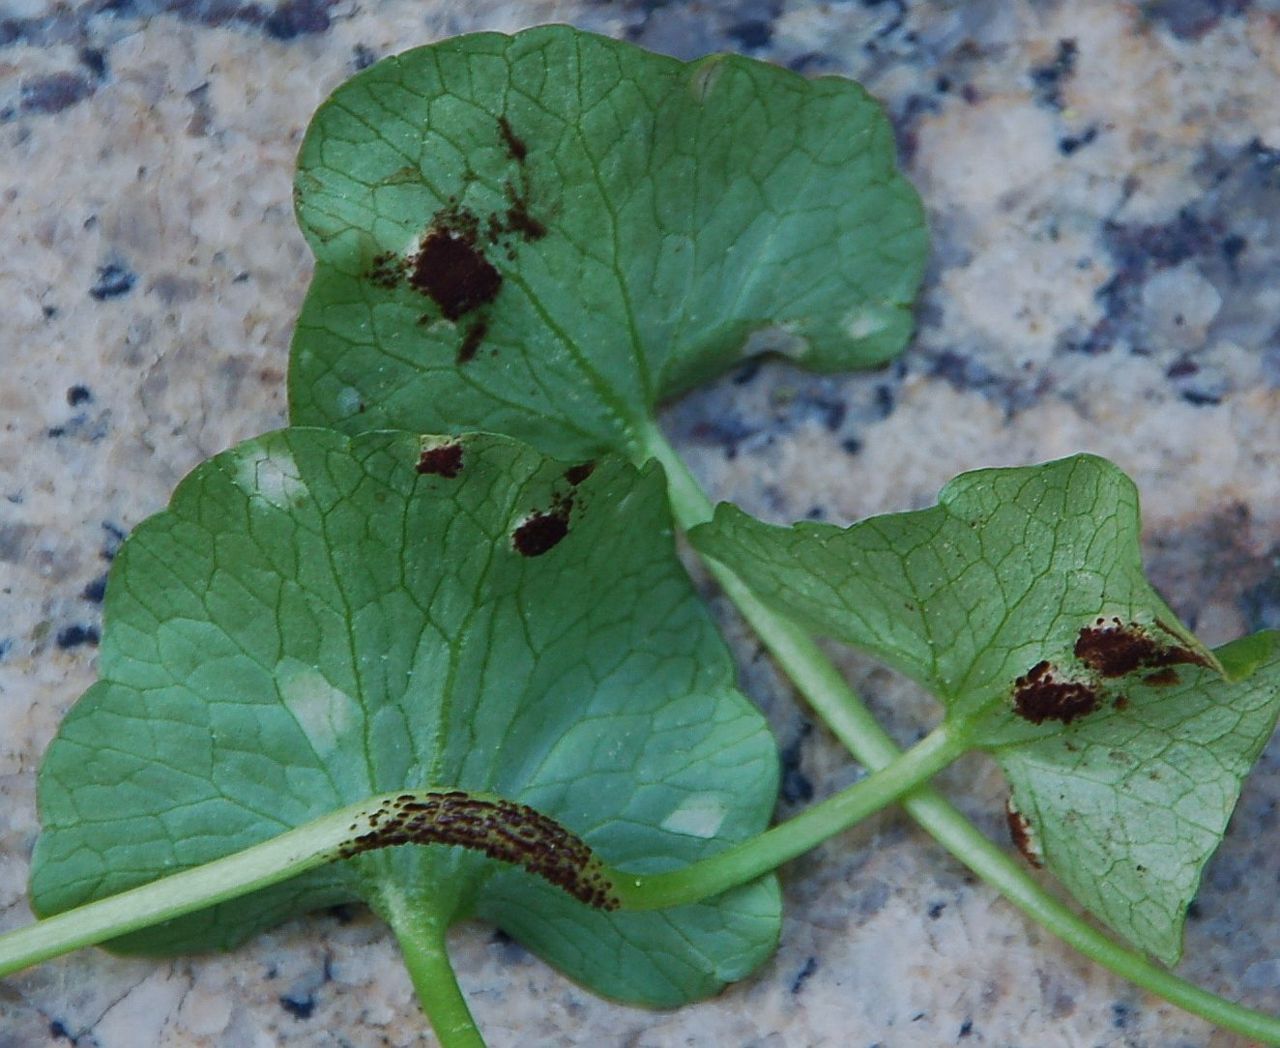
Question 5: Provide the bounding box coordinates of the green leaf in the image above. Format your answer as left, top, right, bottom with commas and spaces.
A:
30, 429, 781, 1007
287, 26, 926, 461
692, 454, 1280, 964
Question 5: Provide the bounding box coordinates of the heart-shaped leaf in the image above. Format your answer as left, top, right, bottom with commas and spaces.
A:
693, 454, 1280, 964
30, 429, 780, 1007
288, 26, 926, 460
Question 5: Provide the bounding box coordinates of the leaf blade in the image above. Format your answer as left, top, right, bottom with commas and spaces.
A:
694, 455, 1280, 961
32, 429, 781, 1005
289, 27, 926, 460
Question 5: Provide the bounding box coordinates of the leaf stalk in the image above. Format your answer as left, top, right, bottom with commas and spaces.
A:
382, 892, 486, 1048
616, 725, 964, 909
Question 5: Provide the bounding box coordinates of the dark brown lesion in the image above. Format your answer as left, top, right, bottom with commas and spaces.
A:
1142, 667, 1180, 687
1012, 660, 1101, 725
361, 204, 503, 326
498, 115, 528, 163
416, 442, 464, 478
564, 462, 596, 486
494, 115, 546, 243
360, 203, 501, 326
457, 319, 488, 364
406, 205, 503, 321
513, 492, 575, 558
1074, 617, 1209, 678
1011, 615, 1208, 727
337, 791, 619, 910
502, 178, 547, 242
359, 117, 548, 362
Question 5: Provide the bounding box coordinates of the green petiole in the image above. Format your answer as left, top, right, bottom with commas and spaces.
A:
380, 892, 486, 1048
2, 711, 1278, 1044
0, 733, 955, 1047
617, 725, 964, 909
0, 734, 956, 981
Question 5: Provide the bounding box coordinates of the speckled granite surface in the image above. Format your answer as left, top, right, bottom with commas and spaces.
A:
2, 1, 1279, 1045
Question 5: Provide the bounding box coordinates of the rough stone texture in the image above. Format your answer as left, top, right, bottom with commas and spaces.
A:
1, 1, 1278, 1044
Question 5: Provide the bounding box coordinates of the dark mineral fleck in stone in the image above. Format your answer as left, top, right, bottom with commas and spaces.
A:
89, 264, 136, 301
56, 624, 100, 649
265, 0, 332, 40
279, 993, 315, 1020
20, 72, 94, 115
729, 19, 773, 49
1029, 39, 1077, 110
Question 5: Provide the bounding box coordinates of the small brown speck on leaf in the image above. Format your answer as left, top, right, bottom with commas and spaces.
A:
457, 319, 487, 364
564, 462, 596, 485
1143, 668, 1180, 687
368, 251, 403, 289
1006, 801, 1043, 868
498, 115, 528, 163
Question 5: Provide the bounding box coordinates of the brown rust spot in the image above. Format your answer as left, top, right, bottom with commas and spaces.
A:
1074, 618, 1159, 676
498, 115, 527, 163
1149, 644, 1209, 669
1013, 660, 1100, 725
416, 442, 464, 478
564, 462, 596, 486
368, 251, 403, 289
369, 137, 544, 338
502, 179, 547, 242
336, 791, 619, 910
409, 214, 502, 321
457, 319, 487, 364
1075, 617, 1208, 678
1143, 667, 1180, 687
1006, 801, 1043, 868
501, 181, 547, 244
513, 492, 575, 558
514, 510, 569, 557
